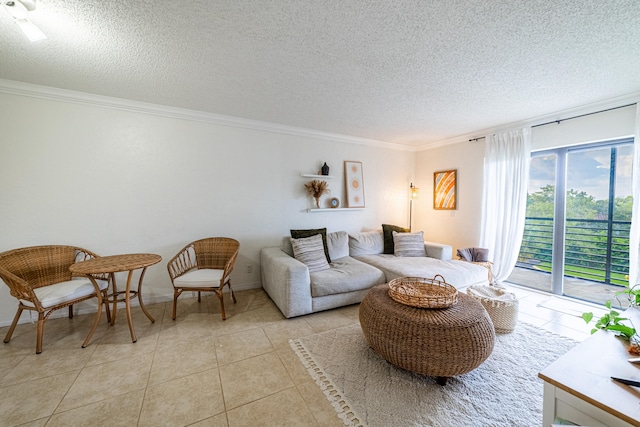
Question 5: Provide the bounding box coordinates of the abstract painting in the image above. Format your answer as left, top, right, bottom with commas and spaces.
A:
434, 169, 457, 210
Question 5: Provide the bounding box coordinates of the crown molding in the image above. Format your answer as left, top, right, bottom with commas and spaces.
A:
2, 78, 636, 153
416, 91, 640, 151
0, 78, 415, 152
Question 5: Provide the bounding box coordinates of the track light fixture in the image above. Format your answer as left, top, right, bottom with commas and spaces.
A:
2, 0, 46, 42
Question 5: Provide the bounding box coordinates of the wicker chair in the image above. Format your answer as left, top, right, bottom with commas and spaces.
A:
0, 245, 111, 354
167, 237, 239, 320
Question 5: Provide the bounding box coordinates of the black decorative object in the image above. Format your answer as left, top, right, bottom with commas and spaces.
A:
321, 162, 330, 175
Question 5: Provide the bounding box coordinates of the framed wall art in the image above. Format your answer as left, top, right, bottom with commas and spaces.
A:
344, 161, 365, 207
433, 169, 457, 210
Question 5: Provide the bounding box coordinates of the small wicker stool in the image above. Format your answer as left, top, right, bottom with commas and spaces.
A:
466, 285, 519, 333
359, 284, 495, 385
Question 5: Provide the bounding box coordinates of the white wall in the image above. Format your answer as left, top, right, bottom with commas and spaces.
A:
531, 104, 636, 151
2, 85, 636, 327
414, 105, 637, 259
414, 140, 486, 254
0, 90, 415, 326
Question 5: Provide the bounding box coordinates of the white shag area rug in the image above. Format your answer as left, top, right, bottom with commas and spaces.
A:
290, 322, 577, 427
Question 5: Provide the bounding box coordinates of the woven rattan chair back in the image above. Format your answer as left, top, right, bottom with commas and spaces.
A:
193, 238, 240, 270
0, 245, 108, 354
0, 246, 78, 293
167, 237, 240, 321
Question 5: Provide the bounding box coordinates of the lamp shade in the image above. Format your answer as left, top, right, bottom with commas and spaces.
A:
410, 183, 419, 199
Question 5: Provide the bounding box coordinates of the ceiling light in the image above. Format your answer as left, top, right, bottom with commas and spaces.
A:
16, 18, 46, 41
2, 0, 46, 42
3, 0, 28, 19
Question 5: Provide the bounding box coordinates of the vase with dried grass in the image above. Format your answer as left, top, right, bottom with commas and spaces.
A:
305, 180, 329, 208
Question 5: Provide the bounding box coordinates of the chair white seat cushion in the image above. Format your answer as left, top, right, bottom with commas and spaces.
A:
174, 269, 224, 288
20, 278, 108, 309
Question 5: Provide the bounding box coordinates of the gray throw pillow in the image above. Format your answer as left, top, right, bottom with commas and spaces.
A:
457, 247, 490, 262
291, 228, 331, 263
393, 231, 427, 257
290, 234, 331, 273
471, 248, 489, 262
382, 224, 409, 254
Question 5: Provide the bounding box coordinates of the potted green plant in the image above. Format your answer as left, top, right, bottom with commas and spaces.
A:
582, 282, 640, 355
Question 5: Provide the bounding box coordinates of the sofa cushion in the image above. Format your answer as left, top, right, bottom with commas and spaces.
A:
291, 234, 330, 273
353, 254, 489, 289
291, 228, 331, 263
327, 231, 349, 260
393, 231, 427, 257
382, 224, 409, 254
349, 230, 384, 256
281, 236, 295, 257
283, 231, 348, 260
310, 257, 386, 297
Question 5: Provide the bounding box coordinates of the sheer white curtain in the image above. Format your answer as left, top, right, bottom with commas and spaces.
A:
629, 104, 640, 288
480, 128, 531, 283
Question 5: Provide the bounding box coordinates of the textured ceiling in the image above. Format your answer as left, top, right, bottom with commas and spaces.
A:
1, 0, 639, 147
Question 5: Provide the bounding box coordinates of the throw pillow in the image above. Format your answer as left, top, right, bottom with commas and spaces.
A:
457, 248, 473, 261
348, 230, 385, 256
457, 247, 490, 262
471, 247, 489, 262
326, 231, 349, 260
290, 234, 331, 273
382, 224, 409, 254
393, 231, 427, 257
290, 228, 331, 263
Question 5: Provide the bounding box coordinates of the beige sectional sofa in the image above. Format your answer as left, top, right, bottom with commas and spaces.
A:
260, 230, 490, 318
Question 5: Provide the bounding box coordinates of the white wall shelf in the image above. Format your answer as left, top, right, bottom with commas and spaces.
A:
307, 208, 364, 212
301, 173, 333, 178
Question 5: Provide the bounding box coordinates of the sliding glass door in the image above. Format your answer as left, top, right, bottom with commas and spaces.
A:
508, 138, 633, 306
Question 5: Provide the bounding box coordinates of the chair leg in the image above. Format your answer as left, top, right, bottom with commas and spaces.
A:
36, 313, 45, 354
172, 289, 182, 320
228, 281, 237, 303
198, 291, 201, 303
218, 291, 226, 321
69, 305, 73, 319
4, 306, 23, 344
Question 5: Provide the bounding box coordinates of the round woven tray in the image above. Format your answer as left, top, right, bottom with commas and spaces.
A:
388, 275, 458, 308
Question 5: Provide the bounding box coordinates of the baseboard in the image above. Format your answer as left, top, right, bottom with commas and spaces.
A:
0, 281, 263, 328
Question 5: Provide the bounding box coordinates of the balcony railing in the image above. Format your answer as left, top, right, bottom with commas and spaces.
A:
516, 217, 630, 287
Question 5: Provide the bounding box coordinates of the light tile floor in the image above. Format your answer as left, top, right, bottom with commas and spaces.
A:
0, 284, 608, 427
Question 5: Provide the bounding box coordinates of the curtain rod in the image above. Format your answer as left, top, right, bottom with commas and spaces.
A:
532, 103, 636, 128
468, 102, 637, 142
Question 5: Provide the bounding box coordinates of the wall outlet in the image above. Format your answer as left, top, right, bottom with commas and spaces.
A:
247, 265, 252, 274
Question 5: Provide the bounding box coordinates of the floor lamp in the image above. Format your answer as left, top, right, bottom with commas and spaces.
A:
409, 183, 419, 231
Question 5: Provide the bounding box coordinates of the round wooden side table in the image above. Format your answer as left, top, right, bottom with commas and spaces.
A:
70, 253, 161, 343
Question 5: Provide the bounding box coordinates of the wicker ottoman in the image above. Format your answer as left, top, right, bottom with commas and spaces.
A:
466, 285, 519, 333
359, 284, 495, 385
